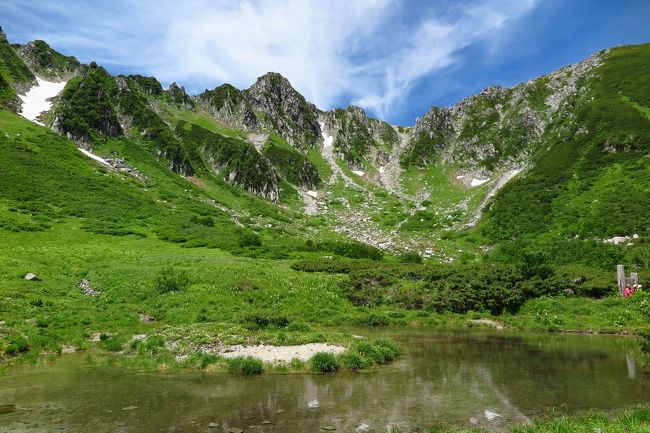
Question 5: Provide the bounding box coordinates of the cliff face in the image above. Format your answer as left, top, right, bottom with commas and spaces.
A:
404, 52, 604, 172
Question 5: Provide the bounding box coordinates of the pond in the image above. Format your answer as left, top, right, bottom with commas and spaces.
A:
0, 329, 647, 432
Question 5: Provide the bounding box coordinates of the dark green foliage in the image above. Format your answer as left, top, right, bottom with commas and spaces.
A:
239, 232, 262, 247
262, 138, 320, 188
199, 83, 244, 110
226, 356, 263, 375
401, 131, 444, 167
0, 34, 34, 108
101, 335, 125, 352
338, 350, 369, 370
154, 267, 190, 293
244, 313, 289, 330
4, 336, 30, 355
399, 252, 423, 264
482, 44, 650, 242
16, 40, 80, 79
127, 75, 163, 96
54, 68, 123, 139
332, 241, 383, 260
177, 122, 279, 199
309, 352, 339, 373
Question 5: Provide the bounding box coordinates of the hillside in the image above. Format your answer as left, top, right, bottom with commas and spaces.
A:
0, 25, 649, 365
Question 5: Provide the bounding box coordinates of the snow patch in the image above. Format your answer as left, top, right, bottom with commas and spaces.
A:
79, 148, 111, 166
352, 170, 365, 176
470, 178, 489, 187
306, 190, 318, 198
18, 77, 67, 125
319, 121, 334, 147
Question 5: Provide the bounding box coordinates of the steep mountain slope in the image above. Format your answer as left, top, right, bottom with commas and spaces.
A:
0, 26, 649, 266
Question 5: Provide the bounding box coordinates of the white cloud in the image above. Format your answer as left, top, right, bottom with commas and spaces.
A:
2, 0, 539, 121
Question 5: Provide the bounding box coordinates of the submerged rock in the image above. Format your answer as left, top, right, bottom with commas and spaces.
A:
0, 404, 16, 414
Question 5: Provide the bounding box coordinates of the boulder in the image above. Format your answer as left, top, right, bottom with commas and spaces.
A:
79, 279, 101, 297
24, 273, 41, 281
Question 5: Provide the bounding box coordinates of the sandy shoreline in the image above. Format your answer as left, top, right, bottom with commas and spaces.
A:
218, 343, 346, 363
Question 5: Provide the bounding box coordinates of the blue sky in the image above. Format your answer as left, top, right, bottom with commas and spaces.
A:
2, 0, 649, 125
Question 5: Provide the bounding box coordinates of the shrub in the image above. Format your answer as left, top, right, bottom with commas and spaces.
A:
101, 336, 124, 352
310, 352, 339, 373
199, 354, 219, 369
339, 351, 369, 370
286, 322, 311, 332
154, 267, 190, 293
333, 241, 383, 261
144, 335, 165, 352
352, 340, 384, 364
372, 338, 400, 361
239, 232, 262, 248
399, 251, 423, 264
245, 313, 289, 329
226, 356, 264, 375
5, 336, 29, 355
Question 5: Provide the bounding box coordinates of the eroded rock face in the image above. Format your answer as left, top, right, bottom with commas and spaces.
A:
404, 52, 603, 171
167, 82, 194, 110
321, 106, 398, 168
15, 40, 81, 81
247, 72, 321, 149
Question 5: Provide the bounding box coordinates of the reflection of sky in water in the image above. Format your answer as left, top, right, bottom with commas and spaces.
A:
0, 330, 646, 433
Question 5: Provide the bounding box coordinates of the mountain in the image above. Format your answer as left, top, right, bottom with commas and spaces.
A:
1, 27, 649, 269
1, 26, 649, 371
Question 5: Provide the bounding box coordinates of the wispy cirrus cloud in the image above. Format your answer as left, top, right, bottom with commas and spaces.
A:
1, 0, 539, 122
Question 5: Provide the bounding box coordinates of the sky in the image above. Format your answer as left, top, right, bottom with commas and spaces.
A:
2, 0, 649, 125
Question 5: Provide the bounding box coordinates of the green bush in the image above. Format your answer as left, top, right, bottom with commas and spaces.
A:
399, 251, 423, 264
101, 336, 124, 352
239, 232, 262, 248
372, 338, 400, 361
352, 340, 384, 364
310, 352, 339, 373
154, 267, 190, 293
339, 351, 369, 370
5, 336, 30, 355
226, 356, 264, 375
286, 322, 311, 332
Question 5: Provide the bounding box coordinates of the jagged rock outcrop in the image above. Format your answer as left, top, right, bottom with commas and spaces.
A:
195, 83, 258, 130
15, 40, 80, 80
198, 73, 321, 150
167, 82, 194, 110
404, 52, 604, 171
246, 72, 321, 149
321, 105, 398, 167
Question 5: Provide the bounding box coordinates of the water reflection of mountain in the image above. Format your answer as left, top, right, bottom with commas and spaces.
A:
0, 331, 646, 433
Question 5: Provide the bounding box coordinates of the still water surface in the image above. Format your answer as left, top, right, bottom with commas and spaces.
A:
0, 329, 647, 432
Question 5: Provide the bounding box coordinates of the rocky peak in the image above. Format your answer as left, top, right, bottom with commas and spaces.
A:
246, 72, 320, 149
167, 82, 194, 110
195, 83, 258, 130
15, 40, 80, 80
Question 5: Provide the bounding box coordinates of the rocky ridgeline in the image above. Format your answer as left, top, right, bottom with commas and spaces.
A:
321, 105, 397, 169
15, 40, 80, 81
405, 51, 603, 173
197, 73, 322, 150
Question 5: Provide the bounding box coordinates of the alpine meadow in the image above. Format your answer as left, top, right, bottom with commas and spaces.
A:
1, 2, 650, 432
